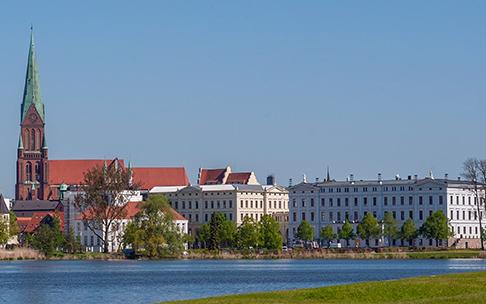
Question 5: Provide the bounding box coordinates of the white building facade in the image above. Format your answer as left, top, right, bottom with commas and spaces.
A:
289, 175, 486, 248
63, 190, 188, 252
150, 184, 290, 242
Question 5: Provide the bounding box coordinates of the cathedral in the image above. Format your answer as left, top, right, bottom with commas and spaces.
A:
15, 30, 49, 201
14, 30, 189, 202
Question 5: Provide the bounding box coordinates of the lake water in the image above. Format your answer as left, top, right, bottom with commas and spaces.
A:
0, 259, 485, 304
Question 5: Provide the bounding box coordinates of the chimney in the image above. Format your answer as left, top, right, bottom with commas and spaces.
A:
378, 173, 382, 181
445, 173, 449, 180
315, 177, 319, 183
289, 178, 293, 187
458, 177, 461, 181
350, 174, 354, 182
407, 175, 412, 180
303, 174, 307, 183
414, 174, 418, 181
266, 175, 276, 186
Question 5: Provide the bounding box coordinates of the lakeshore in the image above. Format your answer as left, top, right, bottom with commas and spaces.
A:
1, 248, 486, 261
164, 270, 486, 304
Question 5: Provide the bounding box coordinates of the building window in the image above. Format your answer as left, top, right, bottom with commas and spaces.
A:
419, 196, 423, 205
321, 198, 325, 207
26, 162, 32, 181
31, 129, 36, 150
311, 212, 315, 221
439, 196, 443, 205
302, 212, 306, 221
429, 196, 433, 205
293, 212, 297, 222
311, 198, 314, 207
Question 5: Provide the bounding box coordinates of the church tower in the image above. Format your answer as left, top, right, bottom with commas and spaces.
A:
15, 29, 49, 201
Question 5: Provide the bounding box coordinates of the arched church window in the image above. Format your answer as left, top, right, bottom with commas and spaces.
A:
26, 162, 32, 181
35, 163, 40, 181
31, 129, 36, 150
24, 129, 30, 149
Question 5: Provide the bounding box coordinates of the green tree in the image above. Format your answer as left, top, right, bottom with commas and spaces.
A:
8, 211, 19, 239
319, 225, 335, 247
122, 195, 185, 258
208, 213, 225, 250
357, 213, 381, 247
197, 223, 211, 248
400, 219, 418, 246
236, 216, 259, 250
63, 228, 83, 253
296, 220, 314, 241
383, 212, 399, 246
220, 219, 237, 248
0, 218, 10, 246
31, 216, 64, 257
420, 211, 451, 246
339, 220, 355, 247
259, 215, 283, 250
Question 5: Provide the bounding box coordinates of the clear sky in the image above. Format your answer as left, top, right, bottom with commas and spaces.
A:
1, 1, 486, 197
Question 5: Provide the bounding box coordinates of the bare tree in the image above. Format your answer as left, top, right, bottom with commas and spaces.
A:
462, 158, 484, 250
477, 159, 486, 241
75, 160, 138, 253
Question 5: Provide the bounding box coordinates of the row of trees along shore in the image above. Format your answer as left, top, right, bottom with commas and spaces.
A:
198, 213, 283, 251
8, 156, 486, 257
297, 210, 456, 248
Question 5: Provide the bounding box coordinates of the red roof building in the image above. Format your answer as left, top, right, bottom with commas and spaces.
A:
18, 211, 64, 234
131, 167, 190, 190
198, 166, 259, 185
48, 159, 125, 185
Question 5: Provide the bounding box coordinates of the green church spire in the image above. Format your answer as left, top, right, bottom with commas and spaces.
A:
20, 27, 45, 123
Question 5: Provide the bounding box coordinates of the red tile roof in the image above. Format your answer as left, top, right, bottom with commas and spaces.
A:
226, 172, 252, 184
131, 167, 189, 190
18, 211, 64, 233
48, 159, 125, 185
76, 201, 186, 221
198, 168, 227, 185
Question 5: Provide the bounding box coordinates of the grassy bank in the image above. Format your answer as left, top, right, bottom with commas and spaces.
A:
164, 270, 486, 304
1, 248, 484, 261
185, 248, 486, 260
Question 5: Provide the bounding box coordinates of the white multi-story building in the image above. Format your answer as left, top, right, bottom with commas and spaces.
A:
150, 183, 290, 242
63, 190, 188, 252
289, 173, 486, 248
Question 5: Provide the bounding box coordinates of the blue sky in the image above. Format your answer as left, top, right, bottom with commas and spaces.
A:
1, 1, 486, 196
